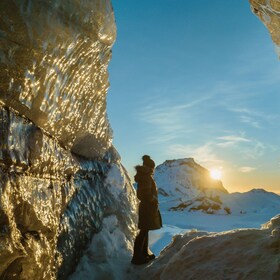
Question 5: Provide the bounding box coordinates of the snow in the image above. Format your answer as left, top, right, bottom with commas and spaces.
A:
69, 158, 280, 280
144, 220, 280, 280
150, 198, 280, 256
150, 159, 280, 255
68, 162, 138, 280
69, 215, 133, 280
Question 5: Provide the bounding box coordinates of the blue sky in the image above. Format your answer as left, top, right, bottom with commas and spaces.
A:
107, 0, 280, 193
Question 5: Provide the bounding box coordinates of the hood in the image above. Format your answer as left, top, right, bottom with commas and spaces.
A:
135, 165, 154, 175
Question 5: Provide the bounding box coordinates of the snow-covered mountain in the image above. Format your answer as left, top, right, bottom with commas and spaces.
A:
154, 158, 230, 214
155, 158, 280, 215
221, 188, 280, 215
155, 158, 227, 197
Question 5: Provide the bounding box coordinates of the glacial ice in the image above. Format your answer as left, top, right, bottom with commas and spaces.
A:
1, 0, 280, 279
250, 0, 280, 57
0, 1, 137, 279
0, 106, 137, 279
0, 0, 116, 158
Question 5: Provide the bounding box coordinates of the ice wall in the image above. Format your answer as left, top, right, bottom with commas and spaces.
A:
249, 0, 280, 56
0, 0, 115, 158
0, 1, 137, 279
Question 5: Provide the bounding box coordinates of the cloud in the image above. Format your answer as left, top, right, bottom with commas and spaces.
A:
216, 134, 266, 160
217, 135, 251, 147
238, 166, 256, 173
242, 141, 266, 159
167, 142, 225, 168
239, 115, 261, 129
137, 96, 211, 144
229, 107, 279, 129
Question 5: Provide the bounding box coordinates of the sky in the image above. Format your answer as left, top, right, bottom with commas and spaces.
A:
107, 0, 280, 194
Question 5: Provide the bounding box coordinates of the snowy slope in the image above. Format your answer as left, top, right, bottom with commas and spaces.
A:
143, 215, 280, 280
155, 158, 230, 214
155, 158, 280, 216
221, 188, 280, 214
155, 158, 227, 198
68, 158, 280, 279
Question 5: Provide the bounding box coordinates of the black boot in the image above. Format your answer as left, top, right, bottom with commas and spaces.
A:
131, 230, 150, 265
131, 256, 149, 265
142, 231, 156, 261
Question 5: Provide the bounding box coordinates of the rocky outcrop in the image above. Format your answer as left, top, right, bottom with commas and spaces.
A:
0, 1, 137, 279
249, 0, 280, 55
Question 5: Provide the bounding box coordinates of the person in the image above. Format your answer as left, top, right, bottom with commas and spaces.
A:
131, 155, 162, 265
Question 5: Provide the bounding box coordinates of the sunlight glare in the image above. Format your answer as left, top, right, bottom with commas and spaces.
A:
210, 169, 222, 180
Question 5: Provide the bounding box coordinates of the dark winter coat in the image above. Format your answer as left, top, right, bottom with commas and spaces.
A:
134, 165, 162, 230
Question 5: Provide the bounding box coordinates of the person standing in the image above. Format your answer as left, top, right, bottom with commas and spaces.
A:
131, 155, 162, 265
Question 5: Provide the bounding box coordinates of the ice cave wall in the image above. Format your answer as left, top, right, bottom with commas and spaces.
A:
0, 0, 115, 158
0, 1, 137, 279
249, 0, 280, 56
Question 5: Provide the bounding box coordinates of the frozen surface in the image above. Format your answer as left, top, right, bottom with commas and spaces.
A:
250, 0, 280, 51
0, 1, 137, 279
70, 202, 280, 280
144, 216, 280, 280
151, 158, 280, 255
151, 192, 280, 257
0, 106, 137, 279
0, 0, 115, 158
69, 215, 134, 280
71, 158, 280, 280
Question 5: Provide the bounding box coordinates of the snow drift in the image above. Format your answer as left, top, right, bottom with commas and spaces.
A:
143, 214, 280, 280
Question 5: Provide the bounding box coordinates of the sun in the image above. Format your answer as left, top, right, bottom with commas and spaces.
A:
210, 169, 222, 180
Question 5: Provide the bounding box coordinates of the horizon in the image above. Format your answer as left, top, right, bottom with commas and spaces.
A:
108, 0, 280, 194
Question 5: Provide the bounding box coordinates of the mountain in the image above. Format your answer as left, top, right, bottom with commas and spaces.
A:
221, 188, 280, 215
155, 158, 228, 197
154, 158, 280, 215
154, 158, 230, 214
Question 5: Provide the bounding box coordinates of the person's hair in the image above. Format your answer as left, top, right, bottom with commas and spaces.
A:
142, 155, 155, 169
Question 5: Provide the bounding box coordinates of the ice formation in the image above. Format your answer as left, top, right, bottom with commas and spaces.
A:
0, 1, 137, 279
1, 0, 280, 279
249, 0, 280, 57
0, 0, 115, 158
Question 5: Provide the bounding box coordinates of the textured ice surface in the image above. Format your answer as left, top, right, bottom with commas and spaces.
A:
250, 0, 280, 56
0, 1, 138, 279
0, 105, 137, 279
0, 0, 116, 158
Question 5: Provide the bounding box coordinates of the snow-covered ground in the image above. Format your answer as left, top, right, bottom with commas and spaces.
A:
69, 158, 280, 279
143, 214, 280, 280
150, 198, 280, 256
69, 211, 280, 280
150, 158, 280, 256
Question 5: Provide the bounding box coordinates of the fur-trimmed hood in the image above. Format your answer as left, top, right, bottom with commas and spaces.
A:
135, 165, 154, 175
134, 165, 154, 183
